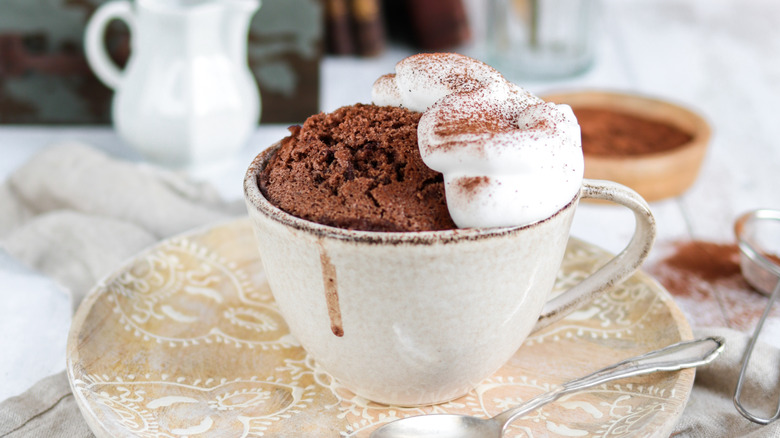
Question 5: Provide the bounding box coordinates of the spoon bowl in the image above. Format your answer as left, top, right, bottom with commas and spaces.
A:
370, 414, 500, 438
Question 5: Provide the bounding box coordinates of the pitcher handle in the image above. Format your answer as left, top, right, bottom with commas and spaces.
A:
84, 1, 134, 89
533, 179, 656, 333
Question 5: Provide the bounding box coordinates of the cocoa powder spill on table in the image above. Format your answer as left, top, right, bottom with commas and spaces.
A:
659, 241, 742, 284
648, 240, 747, 300
574, 107, 693, 156
648, 240, 780, 330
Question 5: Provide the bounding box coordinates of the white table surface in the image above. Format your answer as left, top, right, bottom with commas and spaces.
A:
2, 0, 779, 405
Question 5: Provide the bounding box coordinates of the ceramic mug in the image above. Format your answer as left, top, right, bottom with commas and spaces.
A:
244, 144, 655, 406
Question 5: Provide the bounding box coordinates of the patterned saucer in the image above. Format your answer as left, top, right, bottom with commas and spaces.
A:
67, 219, 693, 438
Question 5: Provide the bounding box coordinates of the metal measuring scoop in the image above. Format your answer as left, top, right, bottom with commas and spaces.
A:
370, 337, 724, 438
734, 209, 780, 424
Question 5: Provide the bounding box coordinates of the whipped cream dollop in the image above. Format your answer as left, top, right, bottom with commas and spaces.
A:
371, 53, 583, 229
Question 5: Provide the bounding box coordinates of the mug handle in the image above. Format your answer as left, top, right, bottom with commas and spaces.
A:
84, 0, 135, 89
533, 179, 656, 333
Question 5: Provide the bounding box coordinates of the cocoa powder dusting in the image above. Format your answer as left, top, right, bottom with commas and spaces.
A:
456, 176, 489, 200
435, 112, 515, 137
419, 53, 494, 93
441, 72, 481, 93
575, 107, 693, 156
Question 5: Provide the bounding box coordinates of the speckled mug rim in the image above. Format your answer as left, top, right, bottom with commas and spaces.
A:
243, 142, 579, 245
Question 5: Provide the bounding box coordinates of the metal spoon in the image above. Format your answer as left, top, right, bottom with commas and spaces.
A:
370, 336, 725, 438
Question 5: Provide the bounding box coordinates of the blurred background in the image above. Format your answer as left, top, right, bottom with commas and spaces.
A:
2, 0, 775, 127
0, 0, 322, 125
0, 0, 602, 126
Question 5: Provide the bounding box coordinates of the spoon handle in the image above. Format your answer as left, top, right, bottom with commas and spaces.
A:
493, 336, 725, 432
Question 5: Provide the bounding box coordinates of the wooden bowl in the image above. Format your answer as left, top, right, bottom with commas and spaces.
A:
541, 91, 711, 202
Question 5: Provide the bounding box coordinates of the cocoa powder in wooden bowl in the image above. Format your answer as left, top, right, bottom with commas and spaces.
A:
541, 91, 711, 202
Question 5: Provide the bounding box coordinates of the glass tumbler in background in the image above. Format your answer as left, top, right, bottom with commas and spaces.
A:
486, 0, 598, 80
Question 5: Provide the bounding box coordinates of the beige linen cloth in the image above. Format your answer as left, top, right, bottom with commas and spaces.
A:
1, 144, 779, 437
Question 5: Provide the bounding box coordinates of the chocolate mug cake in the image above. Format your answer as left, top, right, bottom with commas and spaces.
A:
259, 104, 455, 232
260, 53, 583, 232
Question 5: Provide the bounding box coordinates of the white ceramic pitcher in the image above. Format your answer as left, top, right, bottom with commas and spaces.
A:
85, 0, 261, 167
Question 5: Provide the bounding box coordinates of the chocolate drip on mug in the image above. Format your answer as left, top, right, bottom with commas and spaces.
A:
319, 245, 344, 337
